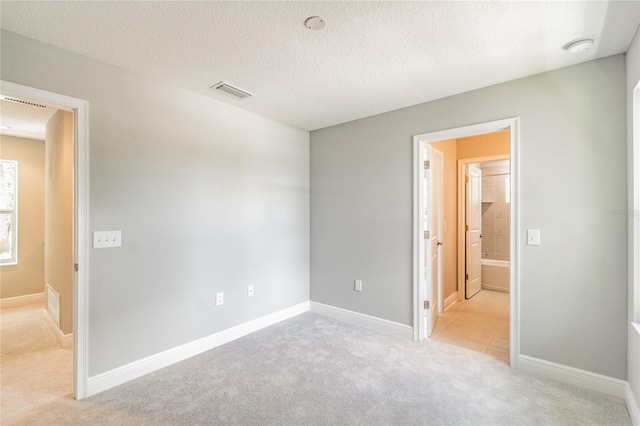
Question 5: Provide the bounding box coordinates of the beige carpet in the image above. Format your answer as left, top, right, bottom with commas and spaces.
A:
1, 303, 73, 425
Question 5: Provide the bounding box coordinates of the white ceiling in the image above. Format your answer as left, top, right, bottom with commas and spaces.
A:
1, 1, 638, 131
0, 98, 58, 140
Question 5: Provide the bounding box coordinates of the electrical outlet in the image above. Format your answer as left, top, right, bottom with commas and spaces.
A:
216, 292, 224, 306
354, 280, 363, 292
93, 231, 122, 248
248, 285, 254, 297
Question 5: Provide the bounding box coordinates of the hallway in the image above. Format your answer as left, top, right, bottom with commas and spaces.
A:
431, 290, 509, 364
0, 302, 73, 425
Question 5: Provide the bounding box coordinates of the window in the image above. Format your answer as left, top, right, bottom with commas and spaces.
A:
0, 160, 18, 265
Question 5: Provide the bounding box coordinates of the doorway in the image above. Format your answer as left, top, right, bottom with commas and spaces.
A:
413, 118, 519, 368
0, 80, 89, 400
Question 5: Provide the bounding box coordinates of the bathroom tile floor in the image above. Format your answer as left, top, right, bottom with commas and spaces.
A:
431, 289, 510, 364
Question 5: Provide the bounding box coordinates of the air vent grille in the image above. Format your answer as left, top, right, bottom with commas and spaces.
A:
210, 81, 254, 100
2, 96, 48, 109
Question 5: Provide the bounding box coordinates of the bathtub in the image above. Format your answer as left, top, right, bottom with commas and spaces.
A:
481, 259, 510, 293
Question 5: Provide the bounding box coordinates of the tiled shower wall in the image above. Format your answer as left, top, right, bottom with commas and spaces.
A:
481, 165, 510, 261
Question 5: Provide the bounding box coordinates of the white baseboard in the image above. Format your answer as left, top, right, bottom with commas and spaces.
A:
518, 355, 626, 399
309, 301, 413, 339
87, 301, 310, 397
443, 292, 458, 311
42, 309, 73, 349
1, 292, 44, 309
627, 383, 640, 426
481, 284, 509, 293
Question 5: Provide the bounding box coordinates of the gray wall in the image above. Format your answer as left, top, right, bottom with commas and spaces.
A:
627, 25, 640, 411
1, 30, 310, 376
311, 55, 628, 379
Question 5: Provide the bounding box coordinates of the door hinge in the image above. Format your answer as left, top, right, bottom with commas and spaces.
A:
424, 160, 430, 169
465, 176, 469, 183
465, 225, 469, 231
465, 273, 469, 280
74, 263, 78, 272
424, 230, 430, 239
424, 300, 429, 309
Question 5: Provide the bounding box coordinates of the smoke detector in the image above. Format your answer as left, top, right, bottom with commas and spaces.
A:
305, 16, 326, 30
564, 38, 595, 53
209, 81, 254, 100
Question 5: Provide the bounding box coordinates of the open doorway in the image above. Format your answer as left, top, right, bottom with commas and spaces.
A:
0, 81, 89, 405
413, 118, 519, 367
0, 96, 75, 417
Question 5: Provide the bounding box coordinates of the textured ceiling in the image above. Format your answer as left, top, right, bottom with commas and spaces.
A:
1, 1, 639, 131
0, 99, 58, 140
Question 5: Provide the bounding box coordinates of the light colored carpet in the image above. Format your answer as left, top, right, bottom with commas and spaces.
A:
1, 311, 632, 425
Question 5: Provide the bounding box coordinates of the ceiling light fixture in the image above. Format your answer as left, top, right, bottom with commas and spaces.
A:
304, 16, 326, 31
564, 38, 595, 53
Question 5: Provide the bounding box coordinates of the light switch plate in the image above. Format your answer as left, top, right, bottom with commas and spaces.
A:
527, 229, 541, 246
216, 292, 224, 306
93, 231, 122, 248
354, 280, 363, 292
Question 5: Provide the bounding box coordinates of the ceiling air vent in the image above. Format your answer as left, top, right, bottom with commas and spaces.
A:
2, 96, 48, 109
210, 81, 254, 100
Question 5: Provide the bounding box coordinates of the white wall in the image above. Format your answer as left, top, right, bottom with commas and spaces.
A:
627, 24, 640, 415
311, 55, 628, 380
0, 30, 310, 376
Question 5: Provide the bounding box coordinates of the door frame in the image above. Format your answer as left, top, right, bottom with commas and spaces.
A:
457, 155, 509, 302
413, 117, 520, 368
1, 80, 90, 399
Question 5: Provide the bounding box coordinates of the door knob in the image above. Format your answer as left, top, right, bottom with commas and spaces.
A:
437, 241, 443, 246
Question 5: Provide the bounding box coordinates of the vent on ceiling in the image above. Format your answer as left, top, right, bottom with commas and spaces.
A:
2, 96, 48, 109
210, 81, 254, 100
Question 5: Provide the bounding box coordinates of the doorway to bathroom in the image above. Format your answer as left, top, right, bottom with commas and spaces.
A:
413, 118, 519, 367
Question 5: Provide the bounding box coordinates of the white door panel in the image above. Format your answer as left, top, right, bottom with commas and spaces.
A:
465, 165, 482, 298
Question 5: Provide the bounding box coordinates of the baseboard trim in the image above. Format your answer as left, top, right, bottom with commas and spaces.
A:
480, 284, 509, 293
309, 301, 413, 339
443, 292, 458, 311
1, 292, 44, 309
87, 301, 310, 397
42, 309, 73, 349
627, 383, 640, 426
518, 355, 626, 398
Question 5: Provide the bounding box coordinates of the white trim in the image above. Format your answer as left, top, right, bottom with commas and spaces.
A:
0, 159, 18, 265
0, 292, 44, 309
412, 117, 520, 369
0, 80, 90, 400
480, 284, 509, 293
43, 309, 73, 349
87, 301, 310, 397
310, 301, 413, 339
518, 355, 626, 399
632, 82, 640, 324
443, 292, 458, 311
626, 383, 640, 426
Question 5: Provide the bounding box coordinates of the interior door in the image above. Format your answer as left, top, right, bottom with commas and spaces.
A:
423, 145, 443, 337
465, 164, 482, 298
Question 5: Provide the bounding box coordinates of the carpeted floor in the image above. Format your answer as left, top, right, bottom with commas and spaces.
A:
1, 311, 632, 425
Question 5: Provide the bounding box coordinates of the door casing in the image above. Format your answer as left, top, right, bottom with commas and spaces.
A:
413, 117, 519, 368
1, 80, 90, 399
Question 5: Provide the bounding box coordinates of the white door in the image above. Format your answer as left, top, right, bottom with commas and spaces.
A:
422, 145, 443, 337
465, 164, 482, 298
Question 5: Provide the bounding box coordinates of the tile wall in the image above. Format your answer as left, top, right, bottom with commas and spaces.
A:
481, 165, 510, 261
